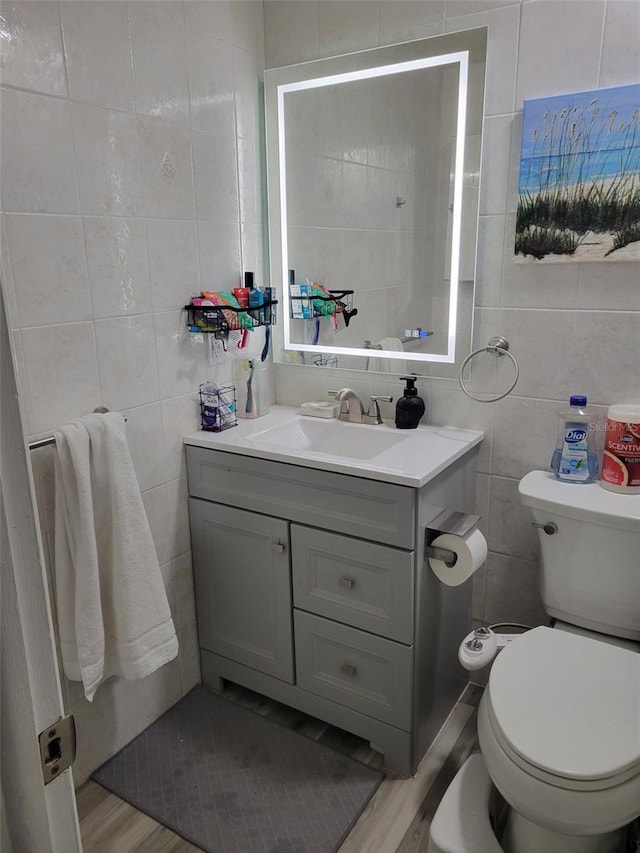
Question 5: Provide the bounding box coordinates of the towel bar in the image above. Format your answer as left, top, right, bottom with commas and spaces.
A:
28, 409, 127, 451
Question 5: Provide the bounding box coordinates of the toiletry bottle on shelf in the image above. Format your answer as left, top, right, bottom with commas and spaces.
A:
395, 376, 425, 429
233, 271, 253, 310
551, 395, 599, 483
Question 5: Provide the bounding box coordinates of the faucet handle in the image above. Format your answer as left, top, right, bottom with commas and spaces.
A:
364, 395, 393, 425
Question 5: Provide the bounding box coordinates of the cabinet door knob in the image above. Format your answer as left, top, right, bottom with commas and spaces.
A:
338, 577, 354, 590
340, 664, 356, 677
273, 541, 285, 554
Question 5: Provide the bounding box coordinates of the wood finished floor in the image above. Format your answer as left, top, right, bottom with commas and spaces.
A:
77, 681, 481, 853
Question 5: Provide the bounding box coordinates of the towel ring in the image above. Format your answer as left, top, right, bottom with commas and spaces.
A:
458, 336, 519, 403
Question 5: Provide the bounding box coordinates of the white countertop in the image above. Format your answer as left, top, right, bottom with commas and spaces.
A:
184, 405, 483, 488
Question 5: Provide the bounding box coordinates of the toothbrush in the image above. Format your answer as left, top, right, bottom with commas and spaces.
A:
245, 359, 255, 415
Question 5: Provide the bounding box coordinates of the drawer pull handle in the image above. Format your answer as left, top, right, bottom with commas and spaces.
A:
340, 664, 357, 677
273, 541, 285, 554
338, 577, 354, 590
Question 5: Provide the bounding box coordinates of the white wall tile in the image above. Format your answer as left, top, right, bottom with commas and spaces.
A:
94, 314, 159, 410
136, 116, 196, 220
487, 475, 539, 562
492, 396, 559, 479
474, 215, 506, 307
178, 621, 201, 694
577, 262, 640, 311
121, 401, 166, 492
197, 221, 242, 290
446, 3, 520, 116
72, 104, 143, 217
237, 135, 263, 227
378, 1, 444, 46
482, 552, 547, 627
263, 0, 320, 67
160, 394, 200, 481
317, 1, 379, 56
502, 259, 580, 309
5, 213, 91, 327
144, 477, 191, 565
20, 322, 100, 434
153, 310, 207, 399
84, 217, 151, 319
1, 89, 79, 214
161, 550, 196, 632
600, 0, 640, 87
60, 1, 134, 111
429, 384, 495, 474
129, 0, 190, 124
192, 128, 239, 223
446, 0, 516, 16
568, 312, 640, 405
233, 45, 262, 142
184, 0, 234, 45
230, 0, 265, 55
499, 309, 575, 400
479, 115, 513, 215
186, 31, 235, 136
147, 219, 199, 313
0, 1, 67, 96
515, 0, 605, 104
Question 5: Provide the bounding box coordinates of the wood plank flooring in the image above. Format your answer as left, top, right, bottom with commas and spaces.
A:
77, 682, 481, 853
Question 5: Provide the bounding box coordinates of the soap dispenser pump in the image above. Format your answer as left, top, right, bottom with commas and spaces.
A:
395, 376, 425, 429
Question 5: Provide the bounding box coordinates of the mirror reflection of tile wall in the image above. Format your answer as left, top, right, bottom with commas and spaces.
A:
284, 67, 450, 367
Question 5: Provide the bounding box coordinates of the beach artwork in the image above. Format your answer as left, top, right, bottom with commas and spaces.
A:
515, 83, 640, 262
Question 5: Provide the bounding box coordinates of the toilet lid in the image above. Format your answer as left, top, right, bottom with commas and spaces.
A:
488, 627, 640, 782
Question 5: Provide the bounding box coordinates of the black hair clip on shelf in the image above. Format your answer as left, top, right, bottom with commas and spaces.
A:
289, 287, 358, 327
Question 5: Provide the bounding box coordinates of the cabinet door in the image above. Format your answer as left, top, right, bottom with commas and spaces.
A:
190, 498, 294, 683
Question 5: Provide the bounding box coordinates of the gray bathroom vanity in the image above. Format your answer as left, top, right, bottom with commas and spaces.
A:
185, 407, 482, 776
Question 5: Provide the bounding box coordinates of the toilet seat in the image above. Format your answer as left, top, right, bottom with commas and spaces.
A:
479, 626, 640, 835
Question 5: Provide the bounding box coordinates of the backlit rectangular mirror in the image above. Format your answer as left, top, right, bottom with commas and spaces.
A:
264, 28, 487, 373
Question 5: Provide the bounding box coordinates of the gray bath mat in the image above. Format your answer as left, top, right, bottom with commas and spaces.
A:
92, 686, 383, 853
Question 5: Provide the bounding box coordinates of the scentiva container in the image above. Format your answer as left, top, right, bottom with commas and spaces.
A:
601, 404, 640, 493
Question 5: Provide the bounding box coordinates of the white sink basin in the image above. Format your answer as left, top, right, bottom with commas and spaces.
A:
185, 406, 484, 488
249, 416, 410, 460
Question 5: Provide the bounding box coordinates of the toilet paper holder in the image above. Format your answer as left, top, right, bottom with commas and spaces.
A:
424, 509, 482, 567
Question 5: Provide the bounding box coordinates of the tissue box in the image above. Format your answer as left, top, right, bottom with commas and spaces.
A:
300, 401, 340, 419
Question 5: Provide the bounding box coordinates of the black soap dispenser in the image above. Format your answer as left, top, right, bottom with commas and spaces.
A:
395, 376, 425, 429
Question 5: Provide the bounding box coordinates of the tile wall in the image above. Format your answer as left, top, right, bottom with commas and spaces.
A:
284, 70, 443, 364
264, 0, 640, 629
0, 0, 265, 783
1, 0, 637, 781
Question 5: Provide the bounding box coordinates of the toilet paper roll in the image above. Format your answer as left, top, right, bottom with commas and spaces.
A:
428, 529, 488, 586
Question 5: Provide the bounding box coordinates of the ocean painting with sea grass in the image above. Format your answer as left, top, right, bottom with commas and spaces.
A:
515, 83, 640, 262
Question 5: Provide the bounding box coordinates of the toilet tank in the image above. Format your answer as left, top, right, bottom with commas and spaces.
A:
519, 471, 640, 641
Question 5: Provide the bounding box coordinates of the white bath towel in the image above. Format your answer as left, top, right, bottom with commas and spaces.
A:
53, 412, 178, 702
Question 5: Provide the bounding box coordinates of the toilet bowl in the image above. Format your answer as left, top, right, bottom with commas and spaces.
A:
429, 471, 640, 853
429, 627, 640, 853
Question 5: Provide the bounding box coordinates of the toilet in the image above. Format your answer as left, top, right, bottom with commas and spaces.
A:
429, 471, 640, 853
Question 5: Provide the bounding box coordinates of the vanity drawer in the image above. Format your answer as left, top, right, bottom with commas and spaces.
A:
294, 610, 412, 730
186, 446, 415, 548
291, 525, 414, 644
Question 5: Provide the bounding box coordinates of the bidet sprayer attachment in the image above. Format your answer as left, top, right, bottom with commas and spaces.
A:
458, 623, 533, 671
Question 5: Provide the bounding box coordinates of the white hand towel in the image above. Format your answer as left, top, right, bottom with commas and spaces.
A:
53, 412, 178, 702
367, 337, 406, 373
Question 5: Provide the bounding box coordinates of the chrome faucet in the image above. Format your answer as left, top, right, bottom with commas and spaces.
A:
329, 388, 365, 423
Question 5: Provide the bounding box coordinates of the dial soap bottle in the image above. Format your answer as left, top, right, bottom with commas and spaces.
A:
551, 395, 599, 483
395, 376, 425, 429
